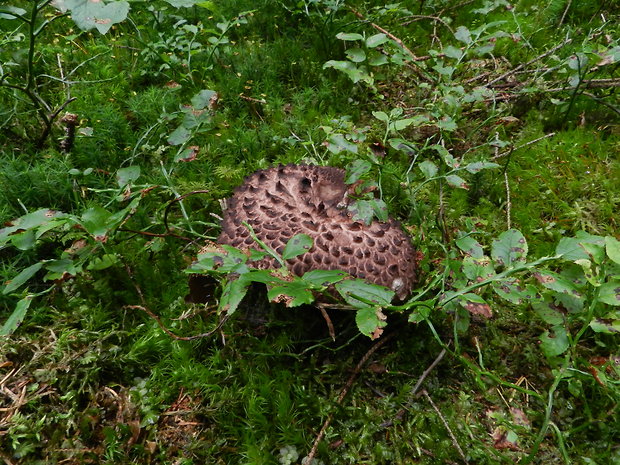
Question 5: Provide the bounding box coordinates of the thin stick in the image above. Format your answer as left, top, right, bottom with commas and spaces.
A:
486, 38, 572, 87
559, 0, 572, 26
306, 331, 397, 462
126, 305, 228, 341
318, 306, 336, 341
492, 133, 556, 160
420, 389, 467, 462
504, 170, 512, 230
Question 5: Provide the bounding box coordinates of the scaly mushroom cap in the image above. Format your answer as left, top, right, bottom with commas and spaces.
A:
216, 164, 417, 300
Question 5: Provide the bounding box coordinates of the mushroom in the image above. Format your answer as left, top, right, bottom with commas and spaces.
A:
214, 164, 417, 301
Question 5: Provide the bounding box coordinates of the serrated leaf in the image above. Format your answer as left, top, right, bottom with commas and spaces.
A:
116, 166, 140, 188
366, 33, 388, 48
605, 236, 620, 265
302, 270, 349, 287
540, 326, 569, 357
345, 159, 372, 184
456, 235, 484, 258
599, 281, 620, 306
492, 279, 536, 305
336, 32, 364, 41
370, 198, 388, 222
268, 280, 315, 307
491, 229, 528, 268
356, 306, 387, 339
458, 293, 492, 318
44, 259, 79, 281
533, 271, 581, 297
445, 174, 468, 189
335, 279, 394, 308
282, 234, 313, 260
3, 263, 43, 295
0, 295, 34, 336
419, 160, 438, 179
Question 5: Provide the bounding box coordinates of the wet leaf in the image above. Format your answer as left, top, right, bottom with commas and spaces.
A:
491, 229, 528, 268
282, 234, 313, 260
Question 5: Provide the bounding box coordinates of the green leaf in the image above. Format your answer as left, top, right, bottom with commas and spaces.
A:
348, 200, 374, 225
0, 209, 68, 246
458, 293, 492, 318
191, 89, 217, 110
465, 161, 500, 173
325, 133, 358, 154
345, 159, 372, 184
0, 296, 34, 336
454, 26, 472, 44
605, 236, 620, 265
456, 235, 484, 258
219, 279, 249, 315
418, 160, 438, 179
532, 296, 565, 326
167, 125, 191, 146
533, 271, 581, 298
81, 206, 112, 241
589, 313, 620, 333
190, 245, 249, 274
282, 234, 313, 260
491, 229, 528, 268
335, 279, 394, 308
462, 256, 495, 281
65, 0, 130, 34
370, 198, 389, 222
555, 231, 604, 261
599, 281, 620, 306
540, 326, 569, 357
323, 61, 373, 85
372, 111, 389, 122
437, 116, 457, 131
0, 6, 27, 19
445, 174, 468, 189
116, 166, 140, 188
3, 263, 43, 295
443, 45, 463, 60
346, 48, 366, 63
336, 32, 364, 41
355, 307, 387, 339
164, 0, 205, 7
302, 270, 349, 287
492, 279, 536, 305
366, 33, 388, 48
267, 280, 315, 307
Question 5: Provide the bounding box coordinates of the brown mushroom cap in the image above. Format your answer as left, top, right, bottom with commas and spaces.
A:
216, 164, 417, 300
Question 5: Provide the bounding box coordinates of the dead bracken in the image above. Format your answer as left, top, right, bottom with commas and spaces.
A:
216, 164, 417, 300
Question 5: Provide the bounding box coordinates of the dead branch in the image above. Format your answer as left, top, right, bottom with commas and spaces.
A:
492, 133, 556, 160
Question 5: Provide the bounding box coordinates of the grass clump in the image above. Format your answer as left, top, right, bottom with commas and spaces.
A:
1, 0, 619, 463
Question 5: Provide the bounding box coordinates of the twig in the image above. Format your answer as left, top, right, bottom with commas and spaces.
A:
492, 133, 556, 160
126, 305, 229, 341
400, 15, 454, 34
306, 331, 397, 463
318, 306, 336, 341
559, 0, 572, 26
486, 38, 572, 87
504, 170, 512, 230
239, 94, 266, 104
420, 389, 467, 463
163, 190, 211, 235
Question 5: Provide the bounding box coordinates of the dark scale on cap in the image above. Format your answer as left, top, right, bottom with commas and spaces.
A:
215, 164, 417, 300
